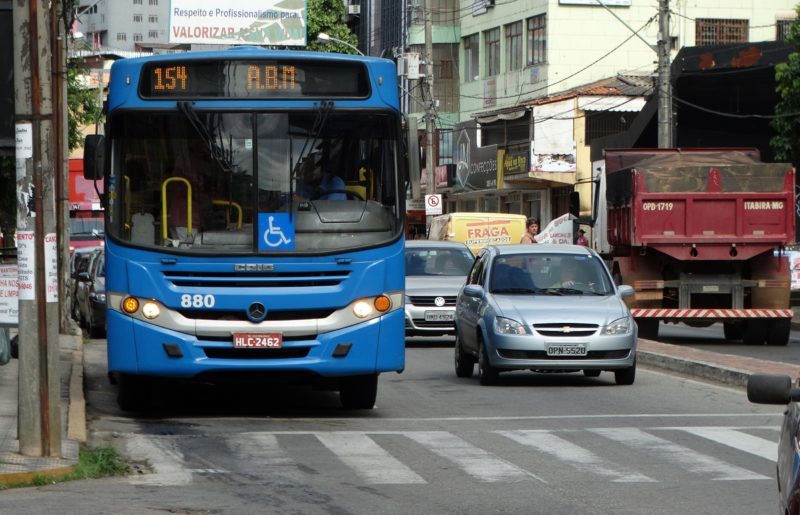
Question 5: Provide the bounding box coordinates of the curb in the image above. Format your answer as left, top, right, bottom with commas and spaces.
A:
638, 350, 751, 387
67, 347, 86, 443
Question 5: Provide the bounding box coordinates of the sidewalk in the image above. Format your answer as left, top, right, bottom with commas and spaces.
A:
0, 326, 798, 485
0, 332, 84, 486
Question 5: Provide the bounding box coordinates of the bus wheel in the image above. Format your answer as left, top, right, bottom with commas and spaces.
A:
340, 375, 378, 409
766, 319, 791, 346
117, 374, 150, 412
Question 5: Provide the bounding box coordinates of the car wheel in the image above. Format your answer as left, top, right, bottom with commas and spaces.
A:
454, 333, 475, 378
340, 374, 378, 409
766, 319, 790, 346
478, 338, 498, 386
583, 369, 601, 378
614, 359, 636, 385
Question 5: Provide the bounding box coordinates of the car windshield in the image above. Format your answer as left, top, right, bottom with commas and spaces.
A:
490, 253, 615, 295
406, 248, 474, 276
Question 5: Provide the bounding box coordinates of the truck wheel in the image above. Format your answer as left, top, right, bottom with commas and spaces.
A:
743, 320, 767, 345
723, 322, 744, 341
766, 319, 791, 346
636, 319, 658, 340
340, 375, 378, 409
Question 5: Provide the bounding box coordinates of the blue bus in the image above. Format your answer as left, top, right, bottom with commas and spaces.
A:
83, 48, 412, 411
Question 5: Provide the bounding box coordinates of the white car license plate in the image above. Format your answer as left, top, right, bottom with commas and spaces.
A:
424, 310, 455, 322
233, 333, 283, 349
546, 344, 587, 356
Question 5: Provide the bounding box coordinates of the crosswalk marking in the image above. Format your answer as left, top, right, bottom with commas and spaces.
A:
669, 427, 778, 462
590, 427, 771, 481
231, 433, 304, 483
314, 432, 426, 484
403, 431, 544, 483
496, 430, 656, 483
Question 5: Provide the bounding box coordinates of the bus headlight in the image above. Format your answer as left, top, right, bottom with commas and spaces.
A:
353, 300, 373, 318
141, 301, 161, 320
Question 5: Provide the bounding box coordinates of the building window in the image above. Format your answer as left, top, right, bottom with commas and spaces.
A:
133, 14, 142, 22
695, 18, 748, 45
149, 30, 159, 39
148, 14, 158, 23
505, 21, 522, 71
116, 32, 127, 42
149, 0, 158, 4
133, 33, 143, 42
435, 60, 453, 80
527, 14, 546, 66
585, 111, 629, 144
439, 131, 453, 165
133, 0, 142, 4
484, 28, 500, 77
463, 34, 479, 82
777, 19, 794, 42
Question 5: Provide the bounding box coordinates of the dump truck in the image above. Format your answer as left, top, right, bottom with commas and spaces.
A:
601, 148, 794, 345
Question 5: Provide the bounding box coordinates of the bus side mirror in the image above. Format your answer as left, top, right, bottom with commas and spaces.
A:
84, 135, 106, 180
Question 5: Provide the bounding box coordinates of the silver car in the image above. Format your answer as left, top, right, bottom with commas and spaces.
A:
454, 244, 637, 385
405, 240, 475, 337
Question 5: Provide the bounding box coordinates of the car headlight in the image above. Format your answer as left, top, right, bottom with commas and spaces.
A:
90, 292, 106, 303
495, 316, 528, 335
603, 316, 632, 335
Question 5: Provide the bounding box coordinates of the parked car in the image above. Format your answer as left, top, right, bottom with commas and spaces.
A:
75, 247, 106, 337
404, 240, 475, 337
747, 374, 800, 514
454, 244, 637, 385
69, 245, 102, 323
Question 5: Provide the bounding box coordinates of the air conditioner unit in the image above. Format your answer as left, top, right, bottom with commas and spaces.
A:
348, 4, 360, 15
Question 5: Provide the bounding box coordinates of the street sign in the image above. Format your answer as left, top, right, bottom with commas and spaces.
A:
425, 194, 442, 215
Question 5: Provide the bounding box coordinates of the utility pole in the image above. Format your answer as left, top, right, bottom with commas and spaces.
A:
424, 0, 435, 199
13, 0, 61, 457
657, 0, 672, 148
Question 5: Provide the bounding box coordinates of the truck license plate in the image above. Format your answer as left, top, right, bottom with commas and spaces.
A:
546, 344, 587, 356
233, 333, 283, 349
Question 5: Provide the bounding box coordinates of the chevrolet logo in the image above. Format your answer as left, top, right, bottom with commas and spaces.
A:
560, 326, 573, 333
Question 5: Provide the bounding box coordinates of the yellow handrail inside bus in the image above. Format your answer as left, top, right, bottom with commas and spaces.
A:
161, 177, 192, 241
212, 200, 243, 229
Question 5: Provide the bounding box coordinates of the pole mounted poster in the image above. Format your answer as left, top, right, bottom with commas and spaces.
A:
169, 0, 307, 46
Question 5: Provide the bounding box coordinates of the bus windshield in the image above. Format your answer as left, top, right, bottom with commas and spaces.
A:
109, 109, 403, 254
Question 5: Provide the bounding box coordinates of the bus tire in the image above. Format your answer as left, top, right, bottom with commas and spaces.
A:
117, 374, 150, 412
766, 319, 791, 346
340, 375, 378, 409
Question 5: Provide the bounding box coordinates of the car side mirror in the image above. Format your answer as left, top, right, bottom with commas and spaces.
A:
617, 285, 634, 298
747, 374, 799, 405
463, 284, 484, 298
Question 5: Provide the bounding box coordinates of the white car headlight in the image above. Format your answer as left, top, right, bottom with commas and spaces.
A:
603, 316, 632, 335
495, 316, 528, 335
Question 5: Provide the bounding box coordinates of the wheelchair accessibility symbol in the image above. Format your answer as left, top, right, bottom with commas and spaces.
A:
258, 213, 295, 250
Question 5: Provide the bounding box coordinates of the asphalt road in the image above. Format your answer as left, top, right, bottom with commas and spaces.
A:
0, 338, 785, 515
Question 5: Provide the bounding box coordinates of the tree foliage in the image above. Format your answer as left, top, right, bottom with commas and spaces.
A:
304, 0, 360, 54
771, 5, 800, 163
67, 63, 103, 152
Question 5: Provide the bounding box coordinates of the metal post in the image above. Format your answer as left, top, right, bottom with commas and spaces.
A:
424, 0, 435, 200
657, 0, 672, 148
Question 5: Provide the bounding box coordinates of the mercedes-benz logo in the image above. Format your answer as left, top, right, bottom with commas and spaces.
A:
247, 302, 267, 323
434, 297, 446, 307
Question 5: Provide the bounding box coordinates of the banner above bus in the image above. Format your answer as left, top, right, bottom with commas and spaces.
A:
169, 0, 307, 46
139, 60, 370, 99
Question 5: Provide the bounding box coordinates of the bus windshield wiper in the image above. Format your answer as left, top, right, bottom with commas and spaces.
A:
177, 101, 232, 174
289, 101, 333, 213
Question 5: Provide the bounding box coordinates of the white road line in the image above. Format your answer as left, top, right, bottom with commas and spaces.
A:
668, 427, 778, 462
232, 433, 305, 483
404, 431, 544, 483
590, 427, 770, 481
314, 432, 426, 484
240, 413, 783, 423
496, 430, 656, 483
126, 435, 193, 486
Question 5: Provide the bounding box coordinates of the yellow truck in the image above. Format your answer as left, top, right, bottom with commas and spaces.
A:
428, 212, 528, 255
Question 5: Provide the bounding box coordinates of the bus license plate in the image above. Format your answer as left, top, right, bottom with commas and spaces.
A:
424, 310, 455, 322
546, 344, 587, 357
233, 333, 283, 349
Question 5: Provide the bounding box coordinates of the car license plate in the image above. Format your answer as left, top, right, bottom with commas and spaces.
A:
233, 333, 283, 349
546, 344, 587, 356
424, 310, 455, 322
